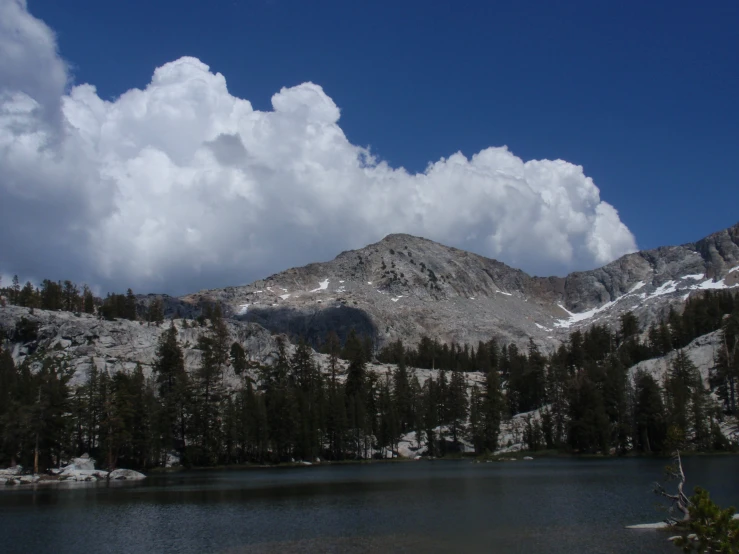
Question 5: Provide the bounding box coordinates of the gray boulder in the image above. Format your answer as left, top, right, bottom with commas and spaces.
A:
109, 469, 146, 480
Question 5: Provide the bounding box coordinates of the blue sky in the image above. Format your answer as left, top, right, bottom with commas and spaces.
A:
34, 0, 739, 249
1, 0, 737, 293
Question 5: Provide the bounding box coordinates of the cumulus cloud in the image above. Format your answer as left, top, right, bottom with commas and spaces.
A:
0, 0, 637, 295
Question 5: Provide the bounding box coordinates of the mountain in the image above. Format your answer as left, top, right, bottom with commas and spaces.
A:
1, 223, 737, 465
161, 222, 739, 349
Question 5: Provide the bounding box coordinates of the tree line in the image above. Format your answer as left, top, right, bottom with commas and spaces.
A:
0, 302, 500, 470
0, 278, 737, 471
0, 275, 165, 323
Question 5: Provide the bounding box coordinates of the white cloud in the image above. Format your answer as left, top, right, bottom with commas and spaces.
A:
0, 0, 637, 294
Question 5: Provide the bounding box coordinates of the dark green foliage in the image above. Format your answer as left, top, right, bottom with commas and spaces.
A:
13, 317, 39, 343
100, 291, 139, 321
567, 370, 609, 453
633, 370, 667, 453
152, 322, 189, 464
0, 347, 72, 470
711, 304, 739, 414
672, 487, 739, 553
147, 298, 164, 324
230, 342, 247, 375
0, 280, 735, 471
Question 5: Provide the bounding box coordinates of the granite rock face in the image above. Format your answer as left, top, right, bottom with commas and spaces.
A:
166, 223, 739, 349
0, 305, 282, 387
2, 224, 737, 364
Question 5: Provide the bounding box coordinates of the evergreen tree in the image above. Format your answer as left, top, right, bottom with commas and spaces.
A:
18, 281, 36, 308
480, 367, 503, 452
152, 322, 189, 465
11, 275, 20, 303
392, 355, 414, 433
125, 289, 137, 320
672, 487, 739, 553
148, 298, 164, 325
230, 342, 248, 376
83, 285, 95, 314
633, 370, 666, 453
665, 350, 701, 445
567, 369, 609, 453
447, 370, 468, 447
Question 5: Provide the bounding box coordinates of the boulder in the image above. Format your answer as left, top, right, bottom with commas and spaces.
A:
59, 468, 108, 481
109, 469, 146, 480
71, 454, 95, 470
0, 466, 23, 478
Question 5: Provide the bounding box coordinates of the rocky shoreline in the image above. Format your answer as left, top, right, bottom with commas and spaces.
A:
1, 454, 145, 486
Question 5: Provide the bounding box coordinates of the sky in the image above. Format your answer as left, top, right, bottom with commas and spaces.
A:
1, 0, 737, 295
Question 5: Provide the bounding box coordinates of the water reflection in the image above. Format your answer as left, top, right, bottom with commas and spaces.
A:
0, 457, 737, 554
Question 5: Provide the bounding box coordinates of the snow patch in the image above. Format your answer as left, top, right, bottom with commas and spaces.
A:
651, 280, 678, 297
683, 274, 704, 281
554, 302, 613, 329
496, 290, 512, 296
695, 277, 737, 291
625, 522, 672, 530
367, 281, 372, 285
555, 279, 671, 328
310, 279, 329, 292
279, 294, 290, 300
535, 323, 551, 331
629, 281, 646, 292
237, 303, 249, 315
391, 296, 404, 302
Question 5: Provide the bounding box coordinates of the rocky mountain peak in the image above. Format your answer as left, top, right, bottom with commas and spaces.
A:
155, 222, 739, 351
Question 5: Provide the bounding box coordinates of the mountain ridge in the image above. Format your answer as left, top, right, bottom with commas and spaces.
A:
157, 222, 739, 350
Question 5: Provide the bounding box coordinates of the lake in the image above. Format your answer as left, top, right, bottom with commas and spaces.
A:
1, 456, 737, 553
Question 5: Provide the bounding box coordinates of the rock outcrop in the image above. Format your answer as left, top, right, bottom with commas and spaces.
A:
0, 305, 282, 386
158, 222, 739, 349
1, 223, 737, 379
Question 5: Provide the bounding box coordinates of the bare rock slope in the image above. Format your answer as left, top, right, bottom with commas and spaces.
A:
0, 305, 280, 387
172, 223, 739, 349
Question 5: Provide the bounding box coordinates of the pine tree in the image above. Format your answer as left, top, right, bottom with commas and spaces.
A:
567, 369, 609, 454
603, 356, 631, 453
447, 370, 468, 448
148, 298, 164, 325
377, 374, 399, 457
423, 377, 439, 456
712, 311, 738, 414
230, 342, 248, 375
665, 350, 702, 446
672, 487, 739, 553
152, 322, 189, 464
633, 370, 666, 453
481, 367, 503, 452
468, 385, 484, 453
323, 331, 346, 459
62, 280, 80, 312
392, 355, 414, 433
19, 281, 37, 308
11, 275, 20, 304
82, 285, 95, 314
125, 289, 137, 320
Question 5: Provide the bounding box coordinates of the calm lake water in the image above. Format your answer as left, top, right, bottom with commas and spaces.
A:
1, 456, 737, 553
